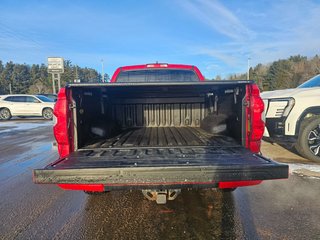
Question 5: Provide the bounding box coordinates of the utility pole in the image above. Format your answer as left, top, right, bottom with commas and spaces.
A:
247, 57, 251, 80
101, 59, 104, 82
9, 83, 12, 94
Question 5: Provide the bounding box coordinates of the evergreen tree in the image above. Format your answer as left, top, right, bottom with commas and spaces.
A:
215, 75, 222, 80
11, 64, 31, 93
1, 62, 14, 94
0, 60, 4, 94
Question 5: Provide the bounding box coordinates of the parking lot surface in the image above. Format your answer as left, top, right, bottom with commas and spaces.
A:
0, 120, 319, 239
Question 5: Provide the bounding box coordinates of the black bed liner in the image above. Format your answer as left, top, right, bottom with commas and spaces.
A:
33, 127, 288, 188
84, 127, 238, 148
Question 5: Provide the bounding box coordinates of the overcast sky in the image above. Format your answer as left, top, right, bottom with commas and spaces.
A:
1, 0, 320, 78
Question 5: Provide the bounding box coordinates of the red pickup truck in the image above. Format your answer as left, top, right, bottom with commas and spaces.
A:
33, 63, 288, 204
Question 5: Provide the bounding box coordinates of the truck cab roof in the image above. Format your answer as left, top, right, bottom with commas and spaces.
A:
110, 63, 205, 83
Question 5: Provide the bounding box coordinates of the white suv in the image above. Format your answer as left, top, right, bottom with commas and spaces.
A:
261, 75, 320, 162
0, 94, 55, 120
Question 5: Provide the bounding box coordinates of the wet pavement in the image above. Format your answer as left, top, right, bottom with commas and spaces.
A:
0, 120, 319, 240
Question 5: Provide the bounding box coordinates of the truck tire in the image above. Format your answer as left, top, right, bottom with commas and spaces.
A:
42, 108, 53, 120
84, 191, 109, 195
295, 116, 320, 162
0, 108, 12, 120
218, 188, 237, 193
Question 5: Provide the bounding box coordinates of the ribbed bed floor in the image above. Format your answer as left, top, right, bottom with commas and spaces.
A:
45, 127, 277, 170
84, 127, 238, 149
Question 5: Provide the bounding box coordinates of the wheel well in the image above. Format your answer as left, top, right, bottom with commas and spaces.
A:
42, 107, 53, 113
0, 107, 10, 112
295, 107, 320, 135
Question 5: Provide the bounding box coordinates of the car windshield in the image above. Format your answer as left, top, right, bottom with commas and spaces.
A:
298, 75, 320, 88
36, 95, 55, 102
116, 69, 199, 83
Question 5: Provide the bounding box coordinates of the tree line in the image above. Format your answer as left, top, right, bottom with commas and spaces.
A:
0, 60, 109, 94
214, 54, 320, 91
1, 55, 319, 94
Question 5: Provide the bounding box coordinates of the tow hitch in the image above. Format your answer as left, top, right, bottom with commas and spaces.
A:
142, 189, 181, 204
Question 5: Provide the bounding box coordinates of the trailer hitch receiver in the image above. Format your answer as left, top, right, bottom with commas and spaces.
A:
142, 189, 181, 204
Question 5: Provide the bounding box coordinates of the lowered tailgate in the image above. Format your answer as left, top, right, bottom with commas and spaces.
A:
33, 144, 288, 189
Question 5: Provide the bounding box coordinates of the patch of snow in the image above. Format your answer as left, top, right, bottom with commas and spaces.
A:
288, 163, 320, 179
289, 163, 320, 174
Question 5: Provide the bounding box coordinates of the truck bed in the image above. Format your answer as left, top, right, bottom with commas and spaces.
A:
33, 127, 288, 188
61, 127, 250, 168
84, 127, 237, 148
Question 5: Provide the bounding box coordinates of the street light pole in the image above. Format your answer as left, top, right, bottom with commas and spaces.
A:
247, 57, 251, 80
74, 65, 80, 83
101, 59, 104, 82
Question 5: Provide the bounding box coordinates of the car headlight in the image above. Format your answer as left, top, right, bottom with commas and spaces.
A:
266, 98, 295, 118
262, 99, 268, 121
281, 98, 295, 117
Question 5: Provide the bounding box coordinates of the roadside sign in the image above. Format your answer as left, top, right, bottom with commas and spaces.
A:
48, 57, 64, 94
48, 57, 64, 73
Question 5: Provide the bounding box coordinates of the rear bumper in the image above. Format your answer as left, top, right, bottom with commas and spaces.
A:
33, 155, 288, 190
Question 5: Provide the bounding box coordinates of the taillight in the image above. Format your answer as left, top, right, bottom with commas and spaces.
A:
246, 84, 265, 153
53, 88, 71, 158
